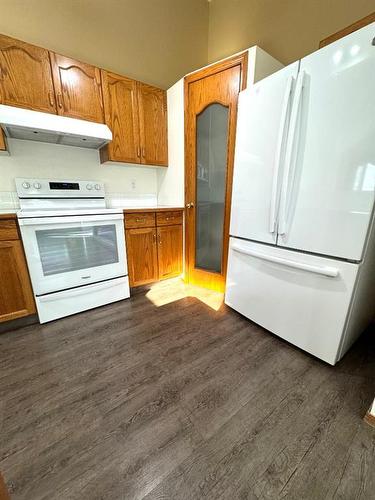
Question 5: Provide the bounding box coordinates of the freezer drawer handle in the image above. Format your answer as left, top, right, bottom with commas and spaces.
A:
232, 244, 339, 278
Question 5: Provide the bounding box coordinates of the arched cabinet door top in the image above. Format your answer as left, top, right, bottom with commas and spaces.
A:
50, 52, 104, 123
195, 100, 230, 117
0, 33, 56, 113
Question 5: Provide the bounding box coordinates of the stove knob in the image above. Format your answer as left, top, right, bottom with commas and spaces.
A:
22, 182, 30, 189
86, 184, 93, 190
33, 182, 42, 189
94, 184, 101, 191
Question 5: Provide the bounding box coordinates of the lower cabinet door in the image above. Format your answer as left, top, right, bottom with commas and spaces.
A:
157, 224, 183, 280
0, 240, 36, 322
126, 228, 158, 286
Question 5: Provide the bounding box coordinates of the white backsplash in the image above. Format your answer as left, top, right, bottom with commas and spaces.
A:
0, 138, 160, 211
0, 191, 20, 212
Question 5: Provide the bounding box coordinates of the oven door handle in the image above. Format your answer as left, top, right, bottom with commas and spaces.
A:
18, 214, 124, 225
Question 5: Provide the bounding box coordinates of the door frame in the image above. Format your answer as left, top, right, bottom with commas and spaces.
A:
184, 52, 248, 292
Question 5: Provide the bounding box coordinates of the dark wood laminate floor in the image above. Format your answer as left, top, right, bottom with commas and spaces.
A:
0, 278, 374, 500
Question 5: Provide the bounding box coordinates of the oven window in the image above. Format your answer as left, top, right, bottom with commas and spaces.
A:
35, 224, 119, 276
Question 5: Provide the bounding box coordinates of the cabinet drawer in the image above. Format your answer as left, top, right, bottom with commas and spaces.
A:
156, 211, 183, 226
125, 212, 156, 228
0, 219, 19, 240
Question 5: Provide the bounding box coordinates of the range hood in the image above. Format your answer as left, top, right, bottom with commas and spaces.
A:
0, 105, 112, 149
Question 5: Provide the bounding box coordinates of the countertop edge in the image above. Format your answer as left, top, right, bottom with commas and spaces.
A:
123, 207, 184, 213
0, 213, 17, 220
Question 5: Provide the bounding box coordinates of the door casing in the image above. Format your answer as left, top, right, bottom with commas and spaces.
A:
184, 52, 248, 292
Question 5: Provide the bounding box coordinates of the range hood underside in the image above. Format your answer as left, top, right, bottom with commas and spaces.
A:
2, 123, 109, 149
0, 104, 112, 150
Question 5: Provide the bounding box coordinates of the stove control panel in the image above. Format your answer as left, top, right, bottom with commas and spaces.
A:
15, 178, 105, 198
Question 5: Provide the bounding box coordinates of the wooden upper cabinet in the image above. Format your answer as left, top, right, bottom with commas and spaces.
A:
100, 70, 140, 163
0, 34, 56, 113
137, 82, 168, 166
50, 53, 104, 123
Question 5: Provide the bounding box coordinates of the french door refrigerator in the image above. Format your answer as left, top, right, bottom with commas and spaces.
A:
226, 23, 375, 365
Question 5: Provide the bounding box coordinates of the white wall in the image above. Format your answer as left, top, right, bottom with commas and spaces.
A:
0, 139, 158, 210
157, 78, 185, 207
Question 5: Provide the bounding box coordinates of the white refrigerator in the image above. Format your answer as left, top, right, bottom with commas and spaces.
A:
225, 23, 375, 365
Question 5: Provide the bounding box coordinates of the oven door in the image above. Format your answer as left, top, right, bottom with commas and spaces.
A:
18, 214, 127, 295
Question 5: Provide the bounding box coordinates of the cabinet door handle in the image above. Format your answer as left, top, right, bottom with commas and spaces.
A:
158, 234, 161, 245
48, 90, 55, 107
153, 233, 156, 243
137, 147, 141, 158
142, 147, 145, 158
57, 92, 63, 109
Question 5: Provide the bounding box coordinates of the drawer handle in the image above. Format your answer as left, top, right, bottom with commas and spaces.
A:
135, 218, 146, 223
165, 217, 174, 221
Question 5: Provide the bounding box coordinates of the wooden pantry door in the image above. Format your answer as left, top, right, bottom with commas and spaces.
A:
184, 52, 247, 292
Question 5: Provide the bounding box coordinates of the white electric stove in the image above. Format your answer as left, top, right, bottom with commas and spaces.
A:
16, 177, 130, 323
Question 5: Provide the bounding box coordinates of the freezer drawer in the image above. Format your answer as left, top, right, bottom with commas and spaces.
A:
225, 238, 359, 365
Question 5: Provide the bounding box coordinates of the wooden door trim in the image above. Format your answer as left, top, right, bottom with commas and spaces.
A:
184, 52, 247, 291
319, 11, 375, 48
0, 130, 8, 153
185, 51, 248, 90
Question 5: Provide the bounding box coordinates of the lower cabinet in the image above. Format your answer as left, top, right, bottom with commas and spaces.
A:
125, 210, 183, 287
157, 225, 183, 280
126, 227, 159, 287
0, 219, 36, 322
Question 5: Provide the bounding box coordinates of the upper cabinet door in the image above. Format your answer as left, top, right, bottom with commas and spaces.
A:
0, 34, 56, 113
100, 70, 140, 163
50, 53, 104, 123
137, 82, 168, 166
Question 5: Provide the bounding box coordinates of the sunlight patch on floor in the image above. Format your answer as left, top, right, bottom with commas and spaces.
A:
145, 278, 224, 311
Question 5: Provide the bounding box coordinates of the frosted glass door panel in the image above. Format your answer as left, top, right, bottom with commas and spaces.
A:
196, 103, 229, 273
36, 224, 119, 276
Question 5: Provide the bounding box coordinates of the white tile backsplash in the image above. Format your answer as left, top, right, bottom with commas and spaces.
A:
106, 192, 158, 208
0, 138, 158, 195
0, 191, 19, 212
0, 190, 158, 213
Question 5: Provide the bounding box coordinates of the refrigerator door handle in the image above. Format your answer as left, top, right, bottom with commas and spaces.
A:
278, 70, 306, 236
232, 243, 339, 278
269, 75, 294, 234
